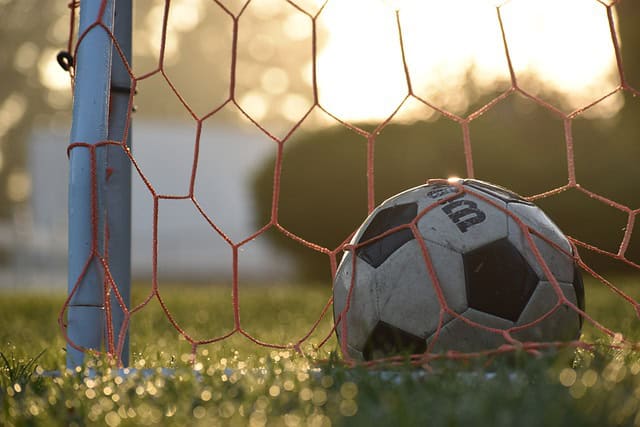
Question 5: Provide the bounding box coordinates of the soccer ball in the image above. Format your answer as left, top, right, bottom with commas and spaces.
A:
333, 179, 584, 361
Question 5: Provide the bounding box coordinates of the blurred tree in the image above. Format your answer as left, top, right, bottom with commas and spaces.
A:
0, 0, 63, 218
0, 0, 72, 265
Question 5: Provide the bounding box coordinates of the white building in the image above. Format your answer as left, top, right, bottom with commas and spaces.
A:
0, 121, 294, 290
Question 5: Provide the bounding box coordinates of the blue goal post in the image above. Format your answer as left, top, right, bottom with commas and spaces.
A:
67, 0, 132, 368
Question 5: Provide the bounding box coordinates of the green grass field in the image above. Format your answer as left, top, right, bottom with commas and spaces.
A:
2, 278, 640, 426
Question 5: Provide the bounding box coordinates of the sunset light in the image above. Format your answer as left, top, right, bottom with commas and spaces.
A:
314, 0, 619, 122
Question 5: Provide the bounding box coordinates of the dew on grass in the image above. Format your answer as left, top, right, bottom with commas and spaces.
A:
28, 403, 40, 416
219, 401, 236, 418
559, 368, 577, 387
269, 384, 281, 397
339, 382, 358, 399
312, 388, 328, 406
339, 399, 358, 417
603, 360, 628, 387
104, 411, 121, 427
581, 369, 599, 388
283, 413, 302, 427
165, 403, 177, 417
249, 410, 268, 427
299, 387, 313, 401
320, 375, 334, 388
193, 405, 206, 419
201, 389, 213, 401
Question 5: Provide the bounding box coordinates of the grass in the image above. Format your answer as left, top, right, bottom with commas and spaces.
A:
2, 277, 640, 426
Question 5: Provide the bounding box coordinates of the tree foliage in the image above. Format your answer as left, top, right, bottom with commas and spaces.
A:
252, 93, 640, 280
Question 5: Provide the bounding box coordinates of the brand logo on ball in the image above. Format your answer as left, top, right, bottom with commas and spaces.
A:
426, 184, 487, 233
426, 185, 457, 199
441, 198, 486, 233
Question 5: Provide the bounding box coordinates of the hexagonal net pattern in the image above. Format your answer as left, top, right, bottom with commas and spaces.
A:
58, 0, 640, 367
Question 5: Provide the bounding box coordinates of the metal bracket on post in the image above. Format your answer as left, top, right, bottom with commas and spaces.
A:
67, 0, 132, 369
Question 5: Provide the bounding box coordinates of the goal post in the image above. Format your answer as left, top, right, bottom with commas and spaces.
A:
66, 0, 132, 369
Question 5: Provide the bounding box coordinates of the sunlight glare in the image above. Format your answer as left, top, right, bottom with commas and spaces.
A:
0, 93, 27, 140
315, 0, 618, 122
38, 48, 70, 91
315, 0, 407, 122
500, 0, 617, 104
239, 91, 268, 122
170, 0, 203, 32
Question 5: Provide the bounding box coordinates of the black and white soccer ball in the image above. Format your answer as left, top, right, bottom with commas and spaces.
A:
333, 179, 585, 361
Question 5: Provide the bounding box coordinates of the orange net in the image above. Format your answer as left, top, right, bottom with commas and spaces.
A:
58, 0, 640, 367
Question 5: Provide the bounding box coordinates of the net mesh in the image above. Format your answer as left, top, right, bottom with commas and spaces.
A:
59, 0, 640, 367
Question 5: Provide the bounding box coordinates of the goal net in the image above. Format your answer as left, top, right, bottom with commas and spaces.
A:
59, 0, 640, 367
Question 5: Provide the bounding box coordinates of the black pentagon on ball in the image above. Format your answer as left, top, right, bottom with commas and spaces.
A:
357, 202, 418, 268
362, 321, 427, 361
463, 238, 538, 322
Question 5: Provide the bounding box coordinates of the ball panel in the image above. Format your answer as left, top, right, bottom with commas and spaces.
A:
348, 185, 433, 245
384, 184, 440, 207
376, 240, 466, 338
417, 190, 508, 253
362, 321, 427, 361
357, 202, 418, 267
426, 240, 469, 315
463, 238, 538, 322
375, 240, 443, 338
333, 252, 380, 352
429, 308, 514, 353
514, 281, 582, 342
507, 203, 574, 283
